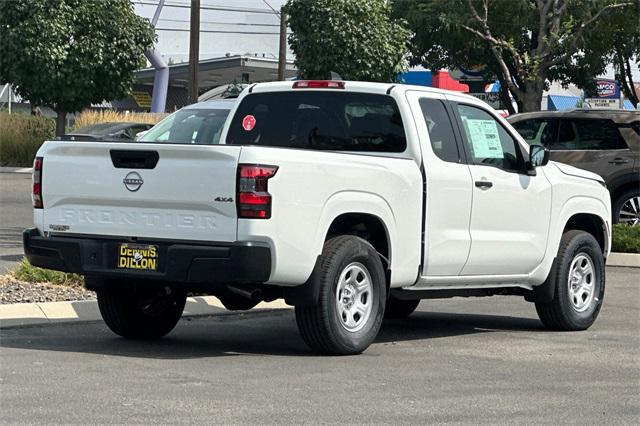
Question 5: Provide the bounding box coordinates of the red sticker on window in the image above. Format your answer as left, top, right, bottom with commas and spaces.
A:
242, 114, 256, 131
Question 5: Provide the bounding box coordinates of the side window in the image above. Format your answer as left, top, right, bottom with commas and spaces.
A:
511, 118, 558, 147
554, 119, 628, 150
419, 98, 460, 163
457, 104, 525, 173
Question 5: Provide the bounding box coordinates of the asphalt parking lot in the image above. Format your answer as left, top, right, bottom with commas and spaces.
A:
0, 171, 31, 273
1, 266, 638, 424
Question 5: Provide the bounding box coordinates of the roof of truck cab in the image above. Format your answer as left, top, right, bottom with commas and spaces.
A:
246, 80, 485, 100
181, 99, 236, 110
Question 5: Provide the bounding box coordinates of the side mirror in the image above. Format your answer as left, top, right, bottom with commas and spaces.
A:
528, 145, 550, 175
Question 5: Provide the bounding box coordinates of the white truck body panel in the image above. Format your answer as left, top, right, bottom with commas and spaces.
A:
32, 81, 612, 292
39, 142, 241, 242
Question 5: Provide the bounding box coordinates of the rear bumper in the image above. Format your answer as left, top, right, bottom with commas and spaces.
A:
22, 228, 271, 284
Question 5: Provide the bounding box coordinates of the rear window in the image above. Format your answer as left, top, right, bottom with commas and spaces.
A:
226, 92, 407, 152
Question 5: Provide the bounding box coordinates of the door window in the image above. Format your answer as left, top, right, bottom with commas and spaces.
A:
419, 98, 460, 162
511, 118, 558, 147
554, 119, 628, 150
456, 104, 525, 173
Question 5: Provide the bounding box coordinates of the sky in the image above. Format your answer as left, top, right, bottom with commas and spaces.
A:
133, 0, 290, 64
133, 0, 638, 82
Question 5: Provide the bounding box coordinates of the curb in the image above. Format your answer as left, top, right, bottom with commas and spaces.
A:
0, 296, 291, 329
0, 166, 32, 174
607, 252, 640, 268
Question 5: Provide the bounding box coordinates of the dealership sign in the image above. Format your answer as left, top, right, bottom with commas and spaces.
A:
593, 79, 620, 99
585, 79, 622, 109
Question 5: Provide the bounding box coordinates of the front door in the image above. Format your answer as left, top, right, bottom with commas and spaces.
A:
452, 102, 553, 276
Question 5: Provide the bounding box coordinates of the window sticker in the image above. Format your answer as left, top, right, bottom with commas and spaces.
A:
242, 114, 256, 131
465, 118, 503, 158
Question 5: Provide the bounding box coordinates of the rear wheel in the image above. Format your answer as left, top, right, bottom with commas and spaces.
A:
295, 236, 386, 355
96, 283, 186, 339
384, 296, 420, 319
535, 230, 605, 331
613, 189, 640, 226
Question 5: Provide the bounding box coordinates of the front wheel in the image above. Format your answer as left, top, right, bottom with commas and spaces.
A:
96, 283, 186, 339
535, 230, 605, 331
613, 189, 640, 226
295, 236, 386, 355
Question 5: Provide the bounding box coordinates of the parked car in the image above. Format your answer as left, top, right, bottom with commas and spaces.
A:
138, 99, 235, 145
25, 81, 611, 355
60, 122, 154, 141
508, 110, 640, 226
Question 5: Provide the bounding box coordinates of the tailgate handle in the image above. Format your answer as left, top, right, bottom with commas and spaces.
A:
110, 150, 159, 169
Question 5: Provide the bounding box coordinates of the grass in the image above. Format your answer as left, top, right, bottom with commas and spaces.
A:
72, 110, 166, 130
11, 258, 84, 286
0, 112, 55, 166
611, 224, 640, 254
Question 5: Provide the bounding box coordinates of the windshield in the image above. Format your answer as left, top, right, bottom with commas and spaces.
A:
139, 108, 230, 144
226, 92, 406, 152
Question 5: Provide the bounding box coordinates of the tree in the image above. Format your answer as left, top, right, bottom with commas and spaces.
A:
395, 0, 635, 112
0, 0, 155, 135
583, 1, 640, 107
284, 0, 411, 82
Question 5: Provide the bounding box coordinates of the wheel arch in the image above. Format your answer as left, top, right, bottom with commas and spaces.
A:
607, 172, 640, 206
529, 196, 610, 287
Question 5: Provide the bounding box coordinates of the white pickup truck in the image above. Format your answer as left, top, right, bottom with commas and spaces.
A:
24, 80, 611, 355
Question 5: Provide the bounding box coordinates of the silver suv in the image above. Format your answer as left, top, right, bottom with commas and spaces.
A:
508, 110, 640, 225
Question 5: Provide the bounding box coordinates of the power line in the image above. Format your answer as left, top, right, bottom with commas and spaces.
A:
138, 0, 277, 15
262, 0, 281, 17
156, 27, 290, 35
158, 17, 279, 27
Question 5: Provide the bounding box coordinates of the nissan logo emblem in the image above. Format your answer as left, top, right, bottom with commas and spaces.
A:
123, 172, 143, 192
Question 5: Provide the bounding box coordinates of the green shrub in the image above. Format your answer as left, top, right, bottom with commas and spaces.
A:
0, 112, 55, 166
611, 224, 640, 254
12, 258, 84, 286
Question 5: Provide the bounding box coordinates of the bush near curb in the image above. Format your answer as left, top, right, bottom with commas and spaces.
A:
12, 258, 84, 286
0, 112, 55, 167
611, 224, 640, 254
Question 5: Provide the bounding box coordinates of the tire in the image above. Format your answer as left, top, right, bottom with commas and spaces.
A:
97, 284, 187, 339
535, 230, 605, 331
295, 236, 386, 355
612, 188, 640, 226
384, 296, 420, 319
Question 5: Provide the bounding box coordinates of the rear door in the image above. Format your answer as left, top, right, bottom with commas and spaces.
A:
551, 118, 634, 181
406, 91, 473, 276
42, 142, 241, 242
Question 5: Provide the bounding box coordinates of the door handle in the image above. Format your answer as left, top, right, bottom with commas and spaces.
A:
475, 180, 493, 189
609, 158, 630, 165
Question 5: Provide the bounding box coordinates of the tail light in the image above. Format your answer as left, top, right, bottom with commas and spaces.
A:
237, 164, 278, 219
292, 80, 345, 89
32, 156, 43, 209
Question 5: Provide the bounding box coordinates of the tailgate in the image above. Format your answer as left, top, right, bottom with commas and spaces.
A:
41, 141, 241, 242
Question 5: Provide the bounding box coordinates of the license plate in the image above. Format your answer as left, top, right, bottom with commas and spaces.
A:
116, 243, 158, 271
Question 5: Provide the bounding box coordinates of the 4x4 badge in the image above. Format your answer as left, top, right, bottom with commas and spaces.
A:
214, 196, 233, 202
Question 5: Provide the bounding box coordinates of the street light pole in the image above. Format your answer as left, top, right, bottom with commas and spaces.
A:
188, 0, 200, 104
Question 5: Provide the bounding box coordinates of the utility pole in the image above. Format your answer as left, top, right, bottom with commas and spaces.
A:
277, 9, 287, 81
188, 0, 200, 104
